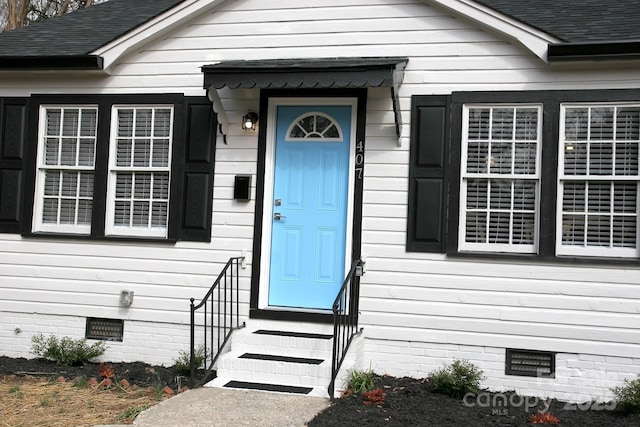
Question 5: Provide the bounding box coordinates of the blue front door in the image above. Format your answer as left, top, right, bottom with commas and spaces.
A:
268, 105, 352, 309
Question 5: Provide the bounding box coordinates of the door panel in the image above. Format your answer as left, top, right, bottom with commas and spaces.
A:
268, 105, 352, 309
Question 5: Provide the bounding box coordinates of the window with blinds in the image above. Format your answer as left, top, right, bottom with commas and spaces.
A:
34, 106, 98, 234
106, 106, 173, 238
459, 105, 542, 253
558, 104, 639, 257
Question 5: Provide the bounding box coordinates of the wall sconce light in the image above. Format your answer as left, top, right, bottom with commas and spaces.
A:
242, 111, 259, 131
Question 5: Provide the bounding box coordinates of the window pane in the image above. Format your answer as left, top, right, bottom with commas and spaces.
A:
616, 107, 640, 140
489, 181, 512, 210
488, 212, 511, 243
590, 107, 614, 140
323, 124, 340, 138
79, 138, 95, 167
153, 173, 170, 199
61, 172, 78, 197
587, 183, 611, 213
60, 138, 76, 166
512, 213, 535, 244
565, 108, 588, 140
134, 173, 152, 198
77, 199, 92, 225
515, 108, 538, 140
466, 141, 489, 173
562, 182, 586, 212
152, 139, 170, 167
154, 109, 172, 137
513, 180, 536, 211
466, 180, 487, 209
135, 109, 152, 137
80, 110, 97, 137
514, 142, 537, 174
613, 183, 637, 213
116, 139, 132, 167
468, 108, 490, 140
116, 173, 133, 198
465, 212, 486, 243
151, 202, 168, 227
42, 198, 58, 224
133, 139, 151, 167
59, 199, 76, 224
118, 110, 134, 137
586, 215, 611, 246
613, 216, 637, 248
589, 142, 613, 175
489, 142, 512, 174
44, 171, 60, 196
79, 172, 94, 198
615, 142, 638, 175
62, 109, 79, 137
114, 201, 131, 226
562, 215, 585, 246
44, 138, 59, 165
46, 109, 61, 135
132, 201, 150, 226
491, 108, 514, 140
564, 142, 587, 175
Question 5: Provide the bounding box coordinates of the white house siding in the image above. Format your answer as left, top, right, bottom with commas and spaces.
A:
1, 0, 639, 399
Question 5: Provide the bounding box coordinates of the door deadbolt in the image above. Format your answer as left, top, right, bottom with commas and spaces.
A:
275, 199, 281, 206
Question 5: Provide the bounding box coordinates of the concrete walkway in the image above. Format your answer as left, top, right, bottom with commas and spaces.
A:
115, 387, 330, 427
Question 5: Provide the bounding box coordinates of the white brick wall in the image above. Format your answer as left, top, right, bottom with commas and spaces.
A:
0, 311, 192, 366
362, 337, 640, 403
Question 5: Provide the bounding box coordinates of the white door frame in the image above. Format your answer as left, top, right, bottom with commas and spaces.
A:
258, 97, 358, 310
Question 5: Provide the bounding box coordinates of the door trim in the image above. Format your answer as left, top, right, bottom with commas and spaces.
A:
250, 88, 367, 322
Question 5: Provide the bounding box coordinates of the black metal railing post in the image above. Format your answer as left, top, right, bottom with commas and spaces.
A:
328, 259, 363, 398
189, 256, 245, 387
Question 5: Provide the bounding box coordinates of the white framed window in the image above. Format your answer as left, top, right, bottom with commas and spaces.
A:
106, 106, 174, 238
459, 105, 542, 253
557, 103, 639, 257
33, 106, 98, 234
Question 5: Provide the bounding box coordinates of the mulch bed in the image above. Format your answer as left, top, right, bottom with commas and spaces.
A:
308, 375, 640, 427
0, 355, 206, 390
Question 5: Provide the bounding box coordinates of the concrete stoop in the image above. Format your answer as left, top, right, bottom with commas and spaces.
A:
205, 320, 362, 398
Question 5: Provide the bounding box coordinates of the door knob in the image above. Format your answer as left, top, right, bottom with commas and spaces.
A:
274, 213, 286, 220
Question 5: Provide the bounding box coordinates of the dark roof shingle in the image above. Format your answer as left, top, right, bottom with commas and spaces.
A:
0, 0, 185, 57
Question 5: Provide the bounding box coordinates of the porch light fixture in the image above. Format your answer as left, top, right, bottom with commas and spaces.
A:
242, 111, 259, 131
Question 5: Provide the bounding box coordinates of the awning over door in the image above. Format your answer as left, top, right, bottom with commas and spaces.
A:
202, 57, 408, 144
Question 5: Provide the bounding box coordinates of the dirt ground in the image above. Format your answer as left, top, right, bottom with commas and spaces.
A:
2, 357, 640, 427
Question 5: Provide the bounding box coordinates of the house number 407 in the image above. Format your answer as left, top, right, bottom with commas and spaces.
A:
355, 140, 364, 180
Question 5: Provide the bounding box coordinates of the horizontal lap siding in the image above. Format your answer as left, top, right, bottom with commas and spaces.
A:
0, 0, 639, 363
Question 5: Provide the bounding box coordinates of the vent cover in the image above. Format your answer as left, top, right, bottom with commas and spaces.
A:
86, 317, 124, 342
506, 349, 555, 378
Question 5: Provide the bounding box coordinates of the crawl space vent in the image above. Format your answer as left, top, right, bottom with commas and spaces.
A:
506, 349, 555, 378
86, 318, 124, 342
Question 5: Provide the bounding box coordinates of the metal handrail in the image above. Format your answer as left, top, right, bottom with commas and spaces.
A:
328, 259, 363, 399
189, 256, 244, 387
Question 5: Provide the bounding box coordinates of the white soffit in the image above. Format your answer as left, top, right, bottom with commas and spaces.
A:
426, 0, 561, 62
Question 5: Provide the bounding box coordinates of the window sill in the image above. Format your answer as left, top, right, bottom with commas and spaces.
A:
446, 250, 640, 267
22, 231, 177, 245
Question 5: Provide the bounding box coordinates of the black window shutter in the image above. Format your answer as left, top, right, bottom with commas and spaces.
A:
406, 95, 450, 252
173, 97, 217, 242
0, 98, 29, 233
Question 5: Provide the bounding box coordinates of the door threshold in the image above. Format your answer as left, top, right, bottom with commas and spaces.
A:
249, 307, 333, 324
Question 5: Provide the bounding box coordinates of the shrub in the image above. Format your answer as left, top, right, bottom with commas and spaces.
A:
611, 374, 640, 415
347, 369, 377, 394
31, 333, 108, 366
174, 346, 205, 376
428, 359, 485, 399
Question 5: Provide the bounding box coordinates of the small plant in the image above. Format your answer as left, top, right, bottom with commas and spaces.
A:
347, 369, 377, 395
174, 346, 205, 376
530, 412, 560, 424
611, 374, 640, 414
8, 385, 24, 399
31, 333, 108, 366
428, 359, 485, 399
363, 388, 387, 406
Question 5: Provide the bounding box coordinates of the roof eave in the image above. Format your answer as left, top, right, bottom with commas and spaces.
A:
0, 55, 103, 70
548, 41, 640, 62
